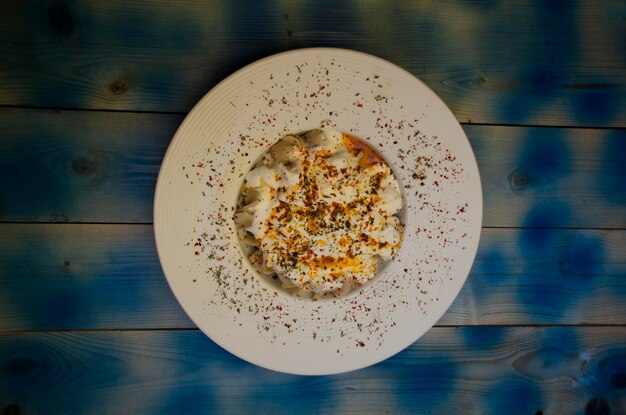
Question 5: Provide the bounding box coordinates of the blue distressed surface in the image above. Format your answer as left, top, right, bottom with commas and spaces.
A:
0, 0, 624, 126
0, 109, 180, 223
0, 1, 625, 413
1, 109, 625, 227
441, 228, 626, 326
1, 226, 624, 330
0, 225, 192, 330
473, 126, 626, 228
1, 328, 625, 414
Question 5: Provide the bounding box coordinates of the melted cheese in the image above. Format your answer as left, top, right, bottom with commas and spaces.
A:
238, 130, 404, 296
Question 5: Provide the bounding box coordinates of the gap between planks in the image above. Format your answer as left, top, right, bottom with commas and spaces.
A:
0, 104, 623, 131
3, 323, 626, 335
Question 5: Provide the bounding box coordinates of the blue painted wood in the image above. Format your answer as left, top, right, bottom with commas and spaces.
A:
0, 109, 181, 223
441, 228, 626, 326
1, 327, 625, 414
0, 1, 624, 127
1, 109, 625, 227
0, 1, 624, 410
0, 224, 191, 330
473, 126, 626, 229
0, 225, 624, 330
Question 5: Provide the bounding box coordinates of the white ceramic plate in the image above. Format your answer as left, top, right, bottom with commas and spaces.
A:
154, 48, 482, 375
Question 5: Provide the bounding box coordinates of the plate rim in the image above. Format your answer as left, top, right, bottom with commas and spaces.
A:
154, 47, 483, 375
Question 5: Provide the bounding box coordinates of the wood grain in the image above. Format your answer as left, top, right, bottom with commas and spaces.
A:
0, 224, 624, 330
0, 1, 624, 127
1, 2, 623, 412
1, 109, 625, 227
441, 228, 626, 326
0, 108, 182, 223
1, 327, 625, 414
472, 125, 626, 229
0, 224, 192, 331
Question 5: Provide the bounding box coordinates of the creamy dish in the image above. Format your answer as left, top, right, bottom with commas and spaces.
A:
235, 130, 404, 298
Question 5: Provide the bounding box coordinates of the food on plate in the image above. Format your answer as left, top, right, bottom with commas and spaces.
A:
235, 129, 404, 298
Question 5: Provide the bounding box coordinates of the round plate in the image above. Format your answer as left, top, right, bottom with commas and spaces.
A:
154, 48, 482, 375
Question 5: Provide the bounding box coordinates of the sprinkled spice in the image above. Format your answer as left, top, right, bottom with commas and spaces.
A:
234, 130, 405, 299
178, 55, 473, 355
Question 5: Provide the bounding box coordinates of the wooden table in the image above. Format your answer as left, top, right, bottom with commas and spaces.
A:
1, 1, 625, 413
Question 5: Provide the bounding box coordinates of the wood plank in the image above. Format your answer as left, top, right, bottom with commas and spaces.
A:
441, 228, 626, 326
0, 108, 182, 223
0, 1, 624, 127
2, 108, 625, 227
1, 327, 625, 414
0, 224, 192, 331
472, 125, 626, 229
1, 224, 624, 330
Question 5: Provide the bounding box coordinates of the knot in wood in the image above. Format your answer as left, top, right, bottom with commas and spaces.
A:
72, 157, 96, 176
508, 170, 532, 190
109, 79, 129, 95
